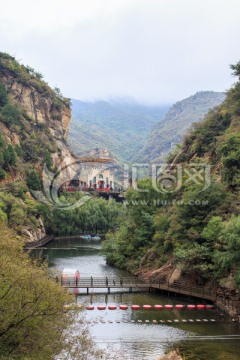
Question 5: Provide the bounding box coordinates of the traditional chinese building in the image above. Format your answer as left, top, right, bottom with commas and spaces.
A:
64, 158, 116, 192
79, 158, 115, 190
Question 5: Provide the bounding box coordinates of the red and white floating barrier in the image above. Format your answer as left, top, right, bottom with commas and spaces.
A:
206, 304, 214, 309
175, 304, 184, 310
87, 303, 214, 311
197, 304, 206, 310
120, 305, 128, 310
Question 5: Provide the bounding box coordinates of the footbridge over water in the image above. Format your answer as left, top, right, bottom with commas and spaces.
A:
60, 276, 216, 301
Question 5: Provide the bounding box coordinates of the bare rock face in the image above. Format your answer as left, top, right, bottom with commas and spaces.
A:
0, 74, 70, 140
20, 217, 46, 242
0, 122, 20, 145
0, 62, 77, 243
216, 275, 240, 322
0, 71, 77, 177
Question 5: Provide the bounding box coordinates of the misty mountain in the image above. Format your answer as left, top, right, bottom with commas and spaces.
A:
68, 99, 169, 162
132, 91, 226, 163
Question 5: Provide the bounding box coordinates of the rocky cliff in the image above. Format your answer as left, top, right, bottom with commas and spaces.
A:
0, 52, 76, 241
0, 53, 75, 168
133, 91, 226, 163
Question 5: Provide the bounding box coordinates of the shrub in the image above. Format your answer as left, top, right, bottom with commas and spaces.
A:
0, 103, 21, 125
0, 169, 6, 180
10, 205, 26, 226
0, 82, 8, 107
26, 170, 41, 190
3, 145, 16, 168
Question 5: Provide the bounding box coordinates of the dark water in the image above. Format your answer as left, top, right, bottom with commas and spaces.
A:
32, 238, 240, 359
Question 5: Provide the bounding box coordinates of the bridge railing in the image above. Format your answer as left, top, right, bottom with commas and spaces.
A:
61, 276, 149, 288
59, 276, 216, 300
164, 280, 216, 300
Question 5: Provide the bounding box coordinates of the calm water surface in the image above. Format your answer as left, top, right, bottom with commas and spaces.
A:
33, 238, 240, 360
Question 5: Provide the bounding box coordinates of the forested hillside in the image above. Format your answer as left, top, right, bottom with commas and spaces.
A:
0, 52, 77, 241
0, 53, 106, 359
103, 63, 240, 290
68, 99, 169, 161
133, 91, 226, 163
0, 52, 124, 242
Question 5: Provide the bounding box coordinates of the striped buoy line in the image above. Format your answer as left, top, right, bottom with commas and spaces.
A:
175, 304, 184, 310
86, 304, 215, 310
165, 305, 174, 310
143, 305, 152, 310
85, 318, 218, 324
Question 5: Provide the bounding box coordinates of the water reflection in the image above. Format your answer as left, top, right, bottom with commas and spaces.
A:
32, 238, 240, 360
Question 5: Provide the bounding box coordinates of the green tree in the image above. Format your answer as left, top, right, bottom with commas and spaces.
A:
230, 61, 240, 79
0, 152, 4, 168
0, 82, 8, 107
3, 145, 16, 168
174, 243, 214, 284
202, 216, 224, 244
0, 133, 5, 148
44, 150, 52, 170
214, 216, 240, 285
14, 144, 23, 158
26, 170, 41, 190
0, 103, 20, 125
0, 202, 7, 222
0, 169, 6, 180
0, 223, 105, 359
9, 205, 26, 226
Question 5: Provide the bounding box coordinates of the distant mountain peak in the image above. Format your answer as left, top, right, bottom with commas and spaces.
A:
68, 99, 170, 162
132, 91, 226, 164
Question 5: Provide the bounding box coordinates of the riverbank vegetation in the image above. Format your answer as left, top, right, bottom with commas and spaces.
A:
102, 62, 240, 287
41, 192, 125, 236
0, 221, 106, 360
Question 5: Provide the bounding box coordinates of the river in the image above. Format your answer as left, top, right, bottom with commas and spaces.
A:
32, 237, 240, 360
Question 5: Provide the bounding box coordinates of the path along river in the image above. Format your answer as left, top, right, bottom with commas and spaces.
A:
32, 237, 240, 360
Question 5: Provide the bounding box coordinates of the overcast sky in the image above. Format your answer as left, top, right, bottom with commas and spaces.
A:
0, 0, 240, 104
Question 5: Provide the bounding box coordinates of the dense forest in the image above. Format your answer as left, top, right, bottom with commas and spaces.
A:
102, 62, 240, 288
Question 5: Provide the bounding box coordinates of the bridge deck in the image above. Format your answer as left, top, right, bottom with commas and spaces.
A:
60, 277, 216, 301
